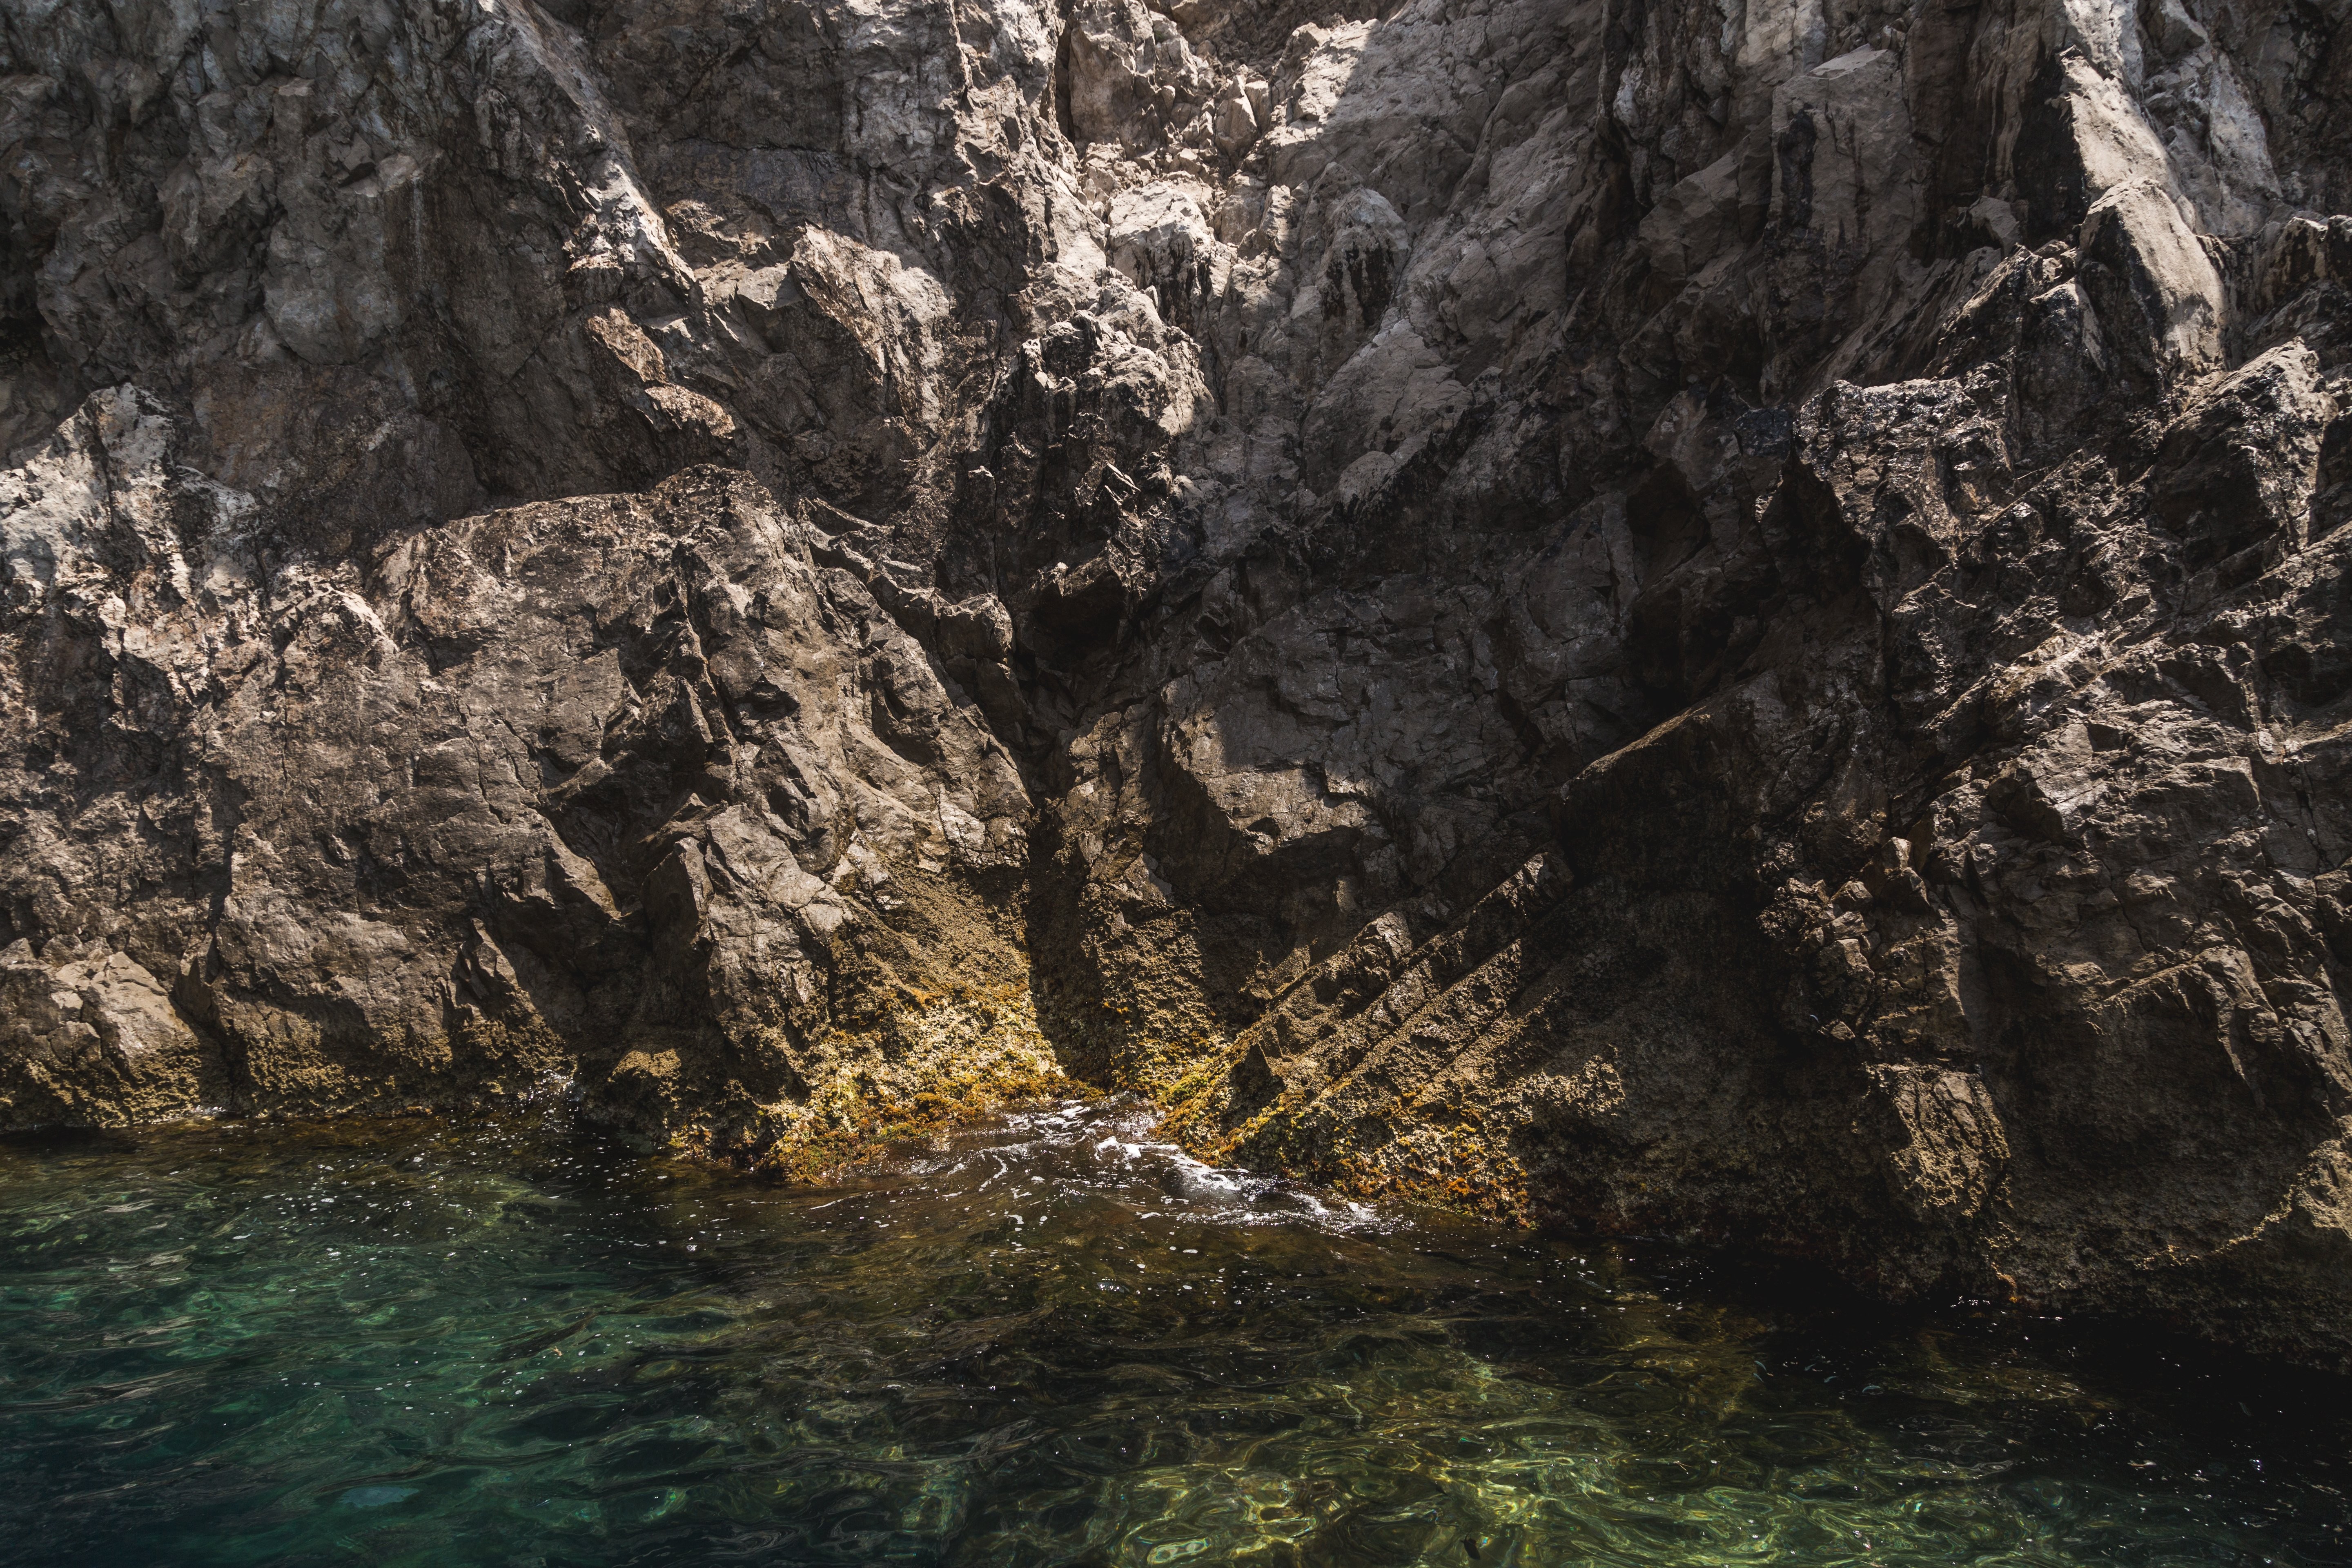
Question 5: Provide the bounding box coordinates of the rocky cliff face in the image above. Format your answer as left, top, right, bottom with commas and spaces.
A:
8, 0, 2352, 1360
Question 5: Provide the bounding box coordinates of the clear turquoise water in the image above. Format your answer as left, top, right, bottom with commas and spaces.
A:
1, 1100, 2346, 1567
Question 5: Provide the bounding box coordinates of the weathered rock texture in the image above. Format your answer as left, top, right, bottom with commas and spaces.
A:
9, 0, 2352, 1361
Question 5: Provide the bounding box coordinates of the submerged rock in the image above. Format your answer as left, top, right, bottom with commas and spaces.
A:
6, 0, 2352, 1363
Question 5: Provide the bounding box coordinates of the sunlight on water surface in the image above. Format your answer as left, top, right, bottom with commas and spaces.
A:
1, 1100, 2346, 1566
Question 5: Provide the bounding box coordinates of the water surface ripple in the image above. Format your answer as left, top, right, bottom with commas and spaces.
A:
2, 1100, 2345, 1566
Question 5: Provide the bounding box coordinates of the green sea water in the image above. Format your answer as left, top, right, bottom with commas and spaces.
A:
1, 1099, 2345, 1567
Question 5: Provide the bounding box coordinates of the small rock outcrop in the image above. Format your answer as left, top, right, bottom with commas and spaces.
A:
9, 0, 2352, 1362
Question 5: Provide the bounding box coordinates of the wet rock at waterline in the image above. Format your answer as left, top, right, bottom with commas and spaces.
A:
7, 0, 2352, 1365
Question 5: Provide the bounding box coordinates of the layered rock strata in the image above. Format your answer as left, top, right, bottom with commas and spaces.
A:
8, 0, 2352, 1360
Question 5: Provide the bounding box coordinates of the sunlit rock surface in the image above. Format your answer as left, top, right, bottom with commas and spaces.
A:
8, 0, 2352, 1361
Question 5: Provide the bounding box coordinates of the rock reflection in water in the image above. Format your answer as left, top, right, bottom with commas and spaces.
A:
0, 1100, 2345, 1566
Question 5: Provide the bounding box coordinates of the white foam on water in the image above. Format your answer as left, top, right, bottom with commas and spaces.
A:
921, 1098, 1394, 1235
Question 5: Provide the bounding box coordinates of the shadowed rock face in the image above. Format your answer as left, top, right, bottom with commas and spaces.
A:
8, 0, 2352, 1360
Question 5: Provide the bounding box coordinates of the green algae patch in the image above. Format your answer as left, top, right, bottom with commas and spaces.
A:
1141, 1032, 1536, 1227
1314, 1114, 1536, 1226
748, 985, 1086, 1183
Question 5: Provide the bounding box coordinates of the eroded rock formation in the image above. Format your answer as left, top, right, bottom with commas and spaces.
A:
8, 0, 2352, 1361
